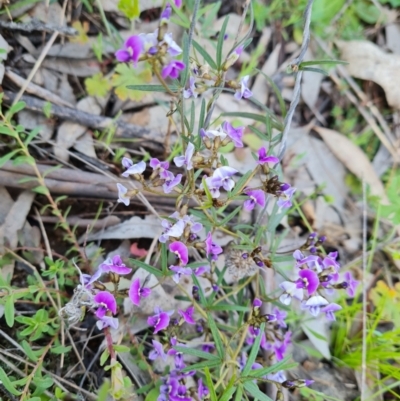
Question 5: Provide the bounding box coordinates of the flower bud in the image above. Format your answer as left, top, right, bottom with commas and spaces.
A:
222, 45, 243, 71
282, 379, 314, 389
93, 282, 106, 291
109, 272, 120, 284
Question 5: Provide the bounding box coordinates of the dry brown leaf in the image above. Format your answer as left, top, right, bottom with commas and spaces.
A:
336, 40, 400, 109
314, 126, 388, 202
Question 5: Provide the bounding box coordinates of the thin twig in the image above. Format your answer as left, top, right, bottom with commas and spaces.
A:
361, 180, 367, 401
0, 19, 77, 36
278, 0, 315, 159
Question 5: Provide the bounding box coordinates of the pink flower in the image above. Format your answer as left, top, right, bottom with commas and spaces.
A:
169, 241, 189, 265
129, 278, 151, 306
115, 35, 143, 66
147, 307, 174, 333
162, 60, 185, 79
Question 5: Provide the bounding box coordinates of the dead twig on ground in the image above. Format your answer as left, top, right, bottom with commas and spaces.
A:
3, 91, 164, 152
0, 19, 77, 36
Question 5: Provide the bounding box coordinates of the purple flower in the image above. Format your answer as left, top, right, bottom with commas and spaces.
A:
150, 158, 170, 179
168, 338, 186, 370
204, 176, 222, 199
170, 265, 192, 283
169, 241, 189, 265
96, 315, 119, 330
222, 121, 244, 147
343, 271, 359, 297
274, 331, 291, 361
94, 291, 117, 315
139, 31, 158, 54
321, 303, 342, 321
303, 295, 329, 317
174, 142, 194, 170
224, 46, 243, 69
244, 189, 266, 211
257, 147, 279, 166
115, 35, 143, 65
183, 76, 198, 99
197, 378, 209, 399
147, 307, 174, 333
272, 307, 287, 328
163, 33, 182, 56
162, 60, 185, 79
149, 340, 167, 361
81, 268, 102, 289
205, 232, 223, 260
182, 215, 203, 235
213, 166, 238, 191
234, 75, 252, 100
277, 185, 296, 209
121, 158, 146, 177
159, 218, 185, 243
163, 172, 182, 194
117, 183, 130, 206
174, 0, 182, 7
200, 127, 227, 141
293, 250, 321, 271
178, 305, 195, 324
279, 281, 304, 305
160, 3, 172, 20
129, 278, 151, 306
194, 265, 210, 276
99, 255, 132, 275
297, 269, 320, 295
253, 298, 262, 308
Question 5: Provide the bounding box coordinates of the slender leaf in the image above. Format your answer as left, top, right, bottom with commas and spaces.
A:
209, 303, 249, 312
189, 100, 195, 133
173, 346, 220, 361
6, 101, 26, 117
126, 84, 179, 92
204, 367, 218, 401
218, 206, 241, 226
233, 385, 243, 401
0, 125, 17, 137
181, 31, 190, 86
0, 367, 21, 395
300, 66, 329, 75
5, 294, 15, 327
129, 259, 163, 277
216, 16, 230, 68
243, 381, 273, 401
181, 358, 220, 372
207, 313, 225, 359
230, 170, 253, 197
242, 323, 265, 376
192, 275, 208, 306
0, 149, 20, 167
299, 59, 348, 67
21, 340, 39, 362
250, 355, 296, 378
193, 39, 218, 70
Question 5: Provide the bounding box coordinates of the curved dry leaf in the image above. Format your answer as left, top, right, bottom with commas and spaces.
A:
336, 40, 400, 109
314, 126, 388, 202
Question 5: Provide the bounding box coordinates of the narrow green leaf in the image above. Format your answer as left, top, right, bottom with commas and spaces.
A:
173, 346, 220, 361
21, 340, 39, 362
32, 185, 50, 195
113, 344, 131, 353
299, 59, 348, 67
250, 356, 296, 378
180, 31, 190, 86
218, 206, 241, 226
242, 323, 265, 376
181, 358, 220, 372
192, 275, 208, 306
126, 84, 179, 92
129, 258, 163, 277
219, 386, 237, 401
229, 170, 253, 197
204, 367, 218, 401
100, 348, 110, 366
217, 16, 230, 68
189, 100, 195, 134
233, 385, 243, 401
0, 125, 17, 137
192, 39, 218, 70
0, 367, 21, 395
6, 101, 26, 117
300, 66, 329, 75
5, 295, 15, 327
209, 303, 249, 312
243, 381, 273, 401
207, 313, 225, 359
51, 345, 72, 354
0, 149, 20, 167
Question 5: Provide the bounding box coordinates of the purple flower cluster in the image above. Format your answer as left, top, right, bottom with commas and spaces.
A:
279, 234, 359, 320
115, 4, 186, 81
